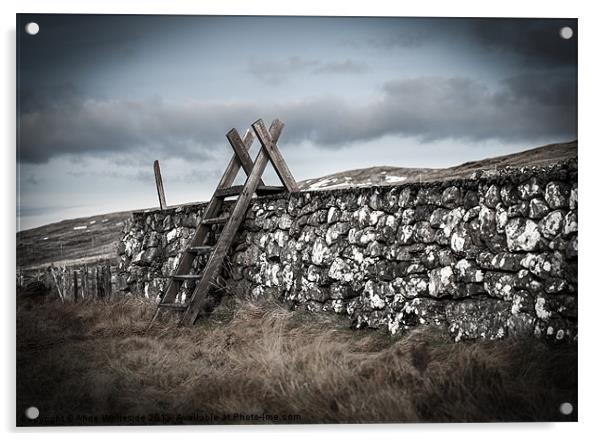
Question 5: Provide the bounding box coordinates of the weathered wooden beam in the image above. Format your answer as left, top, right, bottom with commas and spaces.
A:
252, 119, 299, 193
226, 128, 265, 186
73, 270, 79, 302
50, 266, 64, 303
153, 160, 167, 210
104, 265, 112, 300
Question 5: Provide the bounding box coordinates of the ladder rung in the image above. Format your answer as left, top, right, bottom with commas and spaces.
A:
188, 245, 214, 254
172, 274, 203, 281
158, 303, 188, 311
215, 185, 285, 198
202, 216, 229, 225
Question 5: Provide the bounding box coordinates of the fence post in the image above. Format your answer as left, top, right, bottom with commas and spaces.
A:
73, 270, 78, 302
153, 160, 167, 210
50, 266, 64, 303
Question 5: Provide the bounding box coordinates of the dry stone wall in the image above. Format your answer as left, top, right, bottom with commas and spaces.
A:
116, 159, 578, 342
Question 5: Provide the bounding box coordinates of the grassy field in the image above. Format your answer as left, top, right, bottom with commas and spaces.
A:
17, 210, 131, 269
16, 294, 577, 426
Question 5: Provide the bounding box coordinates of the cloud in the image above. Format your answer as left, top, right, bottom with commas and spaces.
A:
469, 18, 577, 67
18, 97, 255, 163
312, 59, 369, 75
366, 31, 427, 49
247, 56, 320, 85
347, 18, 577, 68
248, 57, 368, 84
18, 73, 576, 164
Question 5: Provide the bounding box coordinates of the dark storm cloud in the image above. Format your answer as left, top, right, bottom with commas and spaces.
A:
501, 72, 576, 107
18, 97, 255, 162
19, 72, 576, 163
17, 16, 577, 164
345, 18, 577, 68
18, 83, 83, 113
469, 18, 577, 67
279, 75, 575, 146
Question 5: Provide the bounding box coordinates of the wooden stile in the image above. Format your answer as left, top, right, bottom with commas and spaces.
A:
147, 118, 296, 329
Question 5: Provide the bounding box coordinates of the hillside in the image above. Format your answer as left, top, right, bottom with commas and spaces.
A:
16, 211, 131, 269
299, 140, 577, 191
16, 140, 577, 269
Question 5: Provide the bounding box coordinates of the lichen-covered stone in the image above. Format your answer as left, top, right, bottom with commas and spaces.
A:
463, 190, 479, 209
483, 272, 515, 301
389, 298, 446, 334
495, 204, 509, 232
478, 206, 497, 236
442, 186, 462, 208
463, 206, 480, 222
328, 257, 353, 282
401, 275, 429, 298
569, 185, 578, 210
507, 201, 529, 218
518, 177, 542, 199
484, 185, 501, 208
522, 251, 567, 281
528, 198, 550, 219
505, 218, 541, 251
414, 221, 436, 243
451, 224, 473, 254
511, 290, 534, 315
443, 207, 465, 238
330, 283, 357, 300
446, 300, 509, 341
501, 185, 520, 206
477, 252, 522, 271
311, 238, 332, 266
454, 259, 484, 283
544, 181, 569, 209
428, 266, 456, 298
325, 222, 350, 245
534, 318, 577, 342
539, 210, 564, 239
278, 213, 293, 230
563, 211, 577, 237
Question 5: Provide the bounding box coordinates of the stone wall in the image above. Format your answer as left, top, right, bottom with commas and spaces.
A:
116, 159, 578, 342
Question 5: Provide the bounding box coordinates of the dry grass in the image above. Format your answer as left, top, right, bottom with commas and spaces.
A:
17, 295, 577, 426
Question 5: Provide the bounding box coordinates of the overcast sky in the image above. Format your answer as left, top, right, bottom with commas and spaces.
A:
17, 15, 577, 230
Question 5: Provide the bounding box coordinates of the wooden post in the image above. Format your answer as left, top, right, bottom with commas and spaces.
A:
96, 267, 103, 299
73, 270, 79, 302
50, 266, 64, 303
81, 265, 87, 300
105, 265, 112, 300
153, 160, 167, 210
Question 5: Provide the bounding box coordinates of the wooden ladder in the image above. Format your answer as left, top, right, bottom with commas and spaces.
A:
148, 118, 298, 328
